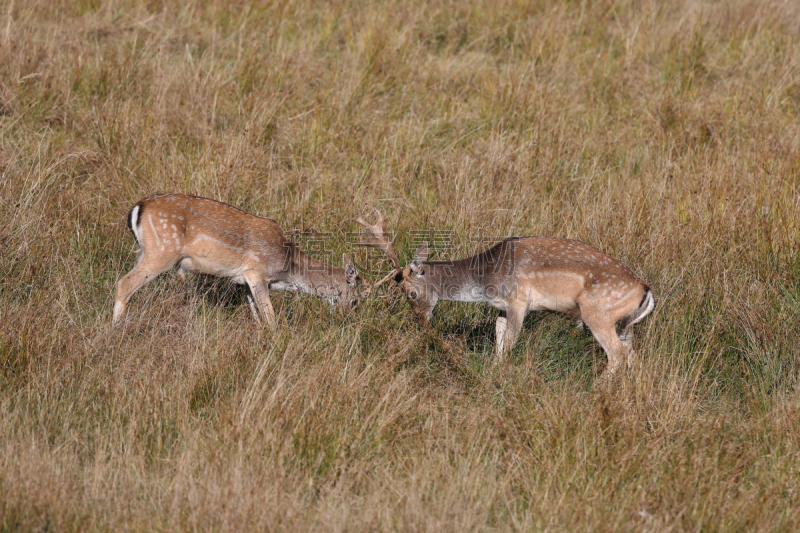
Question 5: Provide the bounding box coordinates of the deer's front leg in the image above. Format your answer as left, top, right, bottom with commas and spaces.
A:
243, 271, 276, 326
494, 305, 526, 362
495, 314, 508, 355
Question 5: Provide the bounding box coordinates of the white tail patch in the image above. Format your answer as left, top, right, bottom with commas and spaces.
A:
129, 205, 143, 245
629, 289, 655, 326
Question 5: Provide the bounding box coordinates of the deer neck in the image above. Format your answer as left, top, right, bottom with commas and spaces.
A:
422, 258, 491, 304
282, 246, 345, 298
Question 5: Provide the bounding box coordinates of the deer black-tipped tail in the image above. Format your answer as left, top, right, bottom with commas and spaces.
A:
126, 203, 144, 246
629, 287, 655, 326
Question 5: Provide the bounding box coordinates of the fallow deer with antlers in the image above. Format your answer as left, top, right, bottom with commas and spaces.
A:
354, 210, 655, 379
113, 193, 363, 325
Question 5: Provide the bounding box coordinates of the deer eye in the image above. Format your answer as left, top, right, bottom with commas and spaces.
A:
408, 290, 418, 300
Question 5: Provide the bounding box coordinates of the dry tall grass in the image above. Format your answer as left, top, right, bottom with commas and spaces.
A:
2, 0, 800, 530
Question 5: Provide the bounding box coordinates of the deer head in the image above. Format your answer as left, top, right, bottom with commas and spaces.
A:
352, 209, 438, 323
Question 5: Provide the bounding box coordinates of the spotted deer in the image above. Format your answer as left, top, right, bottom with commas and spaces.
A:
113, 193, 362, 325
354, 210, 655, 379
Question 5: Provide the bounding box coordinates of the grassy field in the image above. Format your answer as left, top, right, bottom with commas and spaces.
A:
2, 0, 800, 530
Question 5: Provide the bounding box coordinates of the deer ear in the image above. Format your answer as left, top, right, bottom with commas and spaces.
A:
409, 243, 428, 276
342, 253, 358, 283
412, 243, 428, 262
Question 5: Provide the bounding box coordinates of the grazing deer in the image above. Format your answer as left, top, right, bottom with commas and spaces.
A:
113, 193, 362, 325
354, 210, 655, 379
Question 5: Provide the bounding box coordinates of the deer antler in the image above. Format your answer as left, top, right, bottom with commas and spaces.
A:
366, 269, 398, 295
353, 208, 402, 293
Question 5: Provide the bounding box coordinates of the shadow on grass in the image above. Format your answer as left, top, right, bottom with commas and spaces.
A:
427, 304, 605, 385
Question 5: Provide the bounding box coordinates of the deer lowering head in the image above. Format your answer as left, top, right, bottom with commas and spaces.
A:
352, 209, 435, 314
113, 193, 361, 325
354, 210, 655, 380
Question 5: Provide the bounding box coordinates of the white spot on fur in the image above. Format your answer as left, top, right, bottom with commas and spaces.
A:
147, 216, 161, 247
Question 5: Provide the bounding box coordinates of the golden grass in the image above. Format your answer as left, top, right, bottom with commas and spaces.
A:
2, 0, 800, 530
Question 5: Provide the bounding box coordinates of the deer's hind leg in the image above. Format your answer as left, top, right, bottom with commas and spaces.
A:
579, 312, 629, 381
113, 252, 178, 324
618, 324, 637, 372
